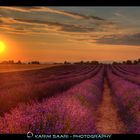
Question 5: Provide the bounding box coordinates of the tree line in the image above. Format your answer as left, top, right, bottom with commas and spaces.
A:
63, 61, 100, 65
0, 59, 140, 65
112, 59, 140, 65
64, 59, 140, 65
0, 60, 40, 64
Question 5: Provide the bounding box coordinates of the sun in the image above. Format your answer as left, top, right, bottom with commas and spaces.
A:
0, 41, 6, 53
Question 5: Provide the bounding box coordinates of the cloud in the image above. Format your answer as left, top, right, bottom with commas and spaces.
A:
0, 17, 17, 25
57, 10, 105, 21
0, 7, 118, 36
0, 7, 105, 21
38, 7, 84, 19
0, 16, 96, 36
0, 7, 129, 44
0, 20, 4, 24
35, 7, 105, 21
0, 16, 122, 45
0, 7, 41, 12
96, 33, 140, 46
13, 18, 95, 33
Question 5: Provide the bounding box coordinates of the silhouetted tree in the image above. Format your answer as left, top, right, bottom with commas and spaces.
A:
1, 60, 15, 64
64, 61, 70, 64
30, 61, 40, 64
85, 61, 90, 64
8, 60, 14, 64
91, 61, 99, 65
112, 61, 118, 65
64, 61, 67, 64
80, 61, 84, 64
17, 60, 22, 64
126, 60, 132, 64
133, 60, 138, 64
122, 61, 126, 64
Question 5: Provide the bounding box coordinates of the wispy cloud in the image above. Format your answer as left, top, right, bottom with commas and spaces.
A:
0, 7, 108, 35
0, 17, 17, 24
55, 10, 105, 21
0, 7, 40, 12
12, 18, 96, 33
0, 7, 84, 19
1, 7, 139, 46
96, 33, 140, 46
0, 7, 105, 21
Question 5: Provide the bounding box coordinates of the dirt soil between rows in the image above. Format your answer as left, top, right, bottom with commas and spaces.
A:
95, 78, 127, 134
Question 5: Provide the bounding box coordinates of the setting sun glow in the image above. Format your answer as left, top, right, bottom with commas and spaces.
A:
0, 41, 5, 53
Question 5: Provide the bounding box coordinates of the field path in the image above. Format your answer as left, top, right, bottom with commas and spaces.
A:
95, 78, 127, 133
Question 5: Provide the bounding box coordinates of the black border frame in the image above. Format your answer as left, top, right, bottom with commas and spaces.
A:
0, 1, 140, 139
0, 0, 140, 6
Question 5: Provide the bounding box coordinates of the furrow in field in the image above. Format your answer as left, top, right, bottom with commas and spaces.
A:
0, 65, 101, 116
95, 78, 127, 134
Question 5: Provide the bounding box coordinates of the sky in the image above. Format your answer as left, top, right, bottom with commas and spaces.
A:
0, 7, 140, 62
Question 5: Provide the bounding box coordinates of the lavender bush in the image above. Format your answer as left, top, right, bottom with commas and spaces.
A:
107, 67, 140, 133
0, 67, 104, 134
0, 64, 100, 115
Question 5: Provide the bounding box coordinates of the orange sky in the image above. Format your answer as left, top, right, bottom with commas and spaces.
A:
0, 7, 140, 62
1, 34, 139, 62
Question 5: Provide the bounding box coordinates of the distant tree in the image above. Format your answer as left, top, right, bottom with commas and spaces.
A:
1, 60, 15, 64
74, 61, 85, 64
80, 61, 84, 64
126, 60, 132, 64
85, 61, 90, 64
95, 61, 99, 65
112, 61, 118, 65
30, 61, 40, 64
64, 61, 70, 64
133, 60, 138, 64
8, 60, 14, 64
91, 61, 99, 65
122, 61, 126, 64
17, 60, 22, 64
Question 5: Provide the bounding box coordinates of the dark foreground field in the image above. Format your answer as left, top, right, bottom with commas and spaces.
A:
0, 64, 140, 134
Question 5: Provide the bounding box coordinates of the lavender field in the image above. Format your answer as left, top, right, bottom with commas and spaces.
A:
0, 64, 140, 134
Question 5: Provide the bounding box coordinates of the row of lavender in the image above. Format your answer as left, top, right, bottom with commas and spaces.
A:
118, 64, 140, 75
0, 64, 101, 115
0, 64, 96, 88
0, 64, 139, 134
0, 66, 104, 133
107, 65, 140, 133
111, 65, 140, 85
